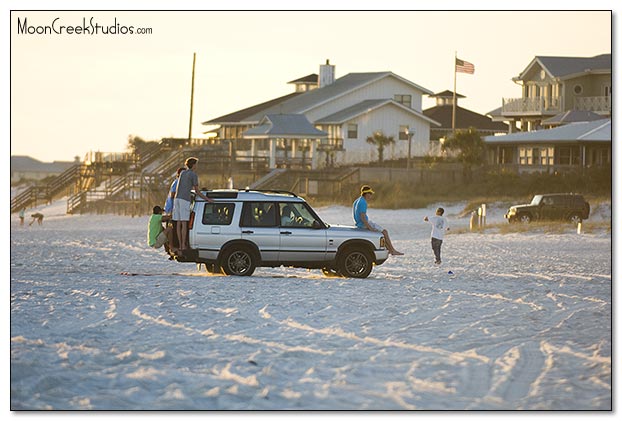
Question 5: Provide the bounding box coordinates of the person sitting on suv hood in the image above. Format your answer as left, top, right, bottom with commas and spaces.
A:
353, 185, 404, 256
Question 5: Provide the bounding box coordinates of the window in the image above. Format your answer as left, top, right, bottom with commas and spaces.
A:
202, 203, 235, 225
535, 147, 554, 166
604, 85, 612, 97
398, 125, 409, 140
347, 124, 358, 139
546, 147, 554, 165
499, 147, 513, 164
595, 148, 610, 166
558, 147, 571, 165
573, 84, 583, 95
279, 202, 320, 228
542, 197, 554, 205
394, 94, 412, 107
558, 146, 580, 165
519, 147, 533, 165
240, 202, 277, 227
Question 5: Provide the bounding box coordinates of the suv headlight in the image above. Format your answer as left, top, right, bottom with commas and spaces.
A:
507, 207, 516, 215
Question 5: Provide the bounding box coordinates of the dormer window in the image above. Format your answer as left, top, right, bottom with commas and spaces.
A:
394, 94, 412, 108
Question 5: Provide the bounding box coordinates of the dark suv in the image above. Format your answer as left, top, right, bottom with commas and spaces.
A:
504, 193, 590, 224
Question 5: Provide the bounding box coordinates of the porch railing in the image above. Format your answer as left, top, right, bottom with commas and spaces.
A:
502, 96, 562, 115
574, 96, 611, 113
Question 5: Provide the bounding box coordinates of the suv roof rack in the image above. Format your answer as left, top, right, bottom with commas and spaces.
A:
194, 189, 299, 199
244, 189, 299, 198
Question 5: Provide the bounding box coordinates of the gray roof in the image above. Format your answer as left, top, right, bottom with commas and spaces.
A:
542, 110, 605, 126
11, 155, 74, 173
316, 99, 441, 126
242, 114, 328, 139
484, 119, 611, 144
519, 54, 611, 80
241, 72, 434, 123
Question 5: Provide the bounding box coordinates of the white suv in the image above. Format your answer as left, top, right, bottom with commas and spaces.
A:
173, 189, 389, 278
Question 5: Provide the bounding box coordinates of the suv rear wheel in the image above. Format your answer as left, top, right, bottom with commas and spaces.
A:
221, 246, 256, 276
337, 247, 373, 278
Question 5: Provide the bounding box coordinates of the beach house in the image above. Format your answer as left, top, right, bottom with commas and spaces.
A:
203, 60, 440, 169
491, 54, 611, 133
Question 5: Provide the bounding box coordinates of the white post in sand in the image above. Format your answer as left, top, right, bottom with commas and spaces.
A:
577, 222, 582, 234
481, 204, 487, 227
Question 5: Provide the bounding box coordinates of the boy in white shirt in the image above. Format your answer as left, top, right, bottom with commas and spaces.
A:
424, 207, 449, 265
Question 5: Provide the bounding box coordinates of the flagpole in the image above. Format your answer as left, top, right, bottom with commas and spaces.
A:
452, 51, 457, 136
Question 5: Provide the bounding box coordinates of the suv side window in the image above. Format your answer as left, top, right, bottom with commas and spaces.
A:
279, 202, 319, 228
241, 202, 278, 227
572, 196, 585, 206
542, 196, 554, 206
551, 196, 567, 206
202, 203, 235, 225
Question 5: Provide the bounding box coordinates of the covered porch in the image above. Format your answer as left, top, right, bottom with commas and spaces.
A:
242, 114, 328, 170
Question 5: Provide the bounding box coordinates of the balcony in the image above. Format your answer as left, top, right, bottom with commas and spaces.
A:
317, 137, 344, 152
502, 96, 563, 116
574, 96, 611, 114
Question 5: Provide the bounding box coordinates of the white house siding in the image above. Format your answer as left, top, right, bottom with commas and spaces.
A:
335, 104, 431, 165
303, 76, 426, 122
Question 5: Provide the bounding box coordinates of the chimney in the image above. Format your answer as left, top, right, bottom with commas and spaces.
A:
319, 59, 335, 88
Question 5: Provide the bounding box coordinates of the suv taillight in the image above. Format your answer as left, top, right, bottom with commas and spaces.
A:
188, 211, 195, 230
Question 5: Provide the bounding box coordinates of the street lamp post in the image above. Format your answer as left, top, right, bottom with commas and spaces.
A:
406, 127, 414, 170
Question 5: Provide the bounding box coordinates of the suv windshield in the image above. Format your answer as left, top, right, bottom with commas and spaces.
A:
530, 195, 543, 205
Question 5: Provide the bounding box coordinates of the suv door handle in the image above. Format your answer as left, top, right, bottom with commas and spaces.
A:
280, 231, 292, 235
242, 230, 254, 234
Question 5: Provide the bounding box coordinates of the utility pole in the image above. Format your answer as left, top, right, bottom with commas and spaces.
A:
188, 52, 196, 142
452, 51, 457, 137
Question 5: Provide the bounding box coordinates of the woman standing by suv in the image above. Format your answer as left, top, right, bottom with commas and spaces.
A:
173, 157, 212, 253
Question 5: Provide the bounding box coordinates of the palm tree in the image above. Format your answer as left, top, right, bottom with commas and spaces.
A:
366, 131, 395, 164
442, 127, 485, 182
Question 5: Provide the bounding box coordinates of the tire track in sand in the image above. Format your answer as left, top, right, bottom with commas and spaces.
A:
131, 306, 332, 356
259, 305, 489, 364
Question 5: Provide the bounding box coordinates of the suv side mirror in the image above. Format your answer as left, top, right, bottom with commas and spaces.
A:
312, 220, 324, 229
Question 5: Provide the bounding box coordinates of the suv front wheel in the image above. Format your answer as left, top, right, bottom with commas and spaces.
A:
220, 246, 256, 276
517, 213, 532, 223
337, 247, 373, 278
568, 213, 582, 225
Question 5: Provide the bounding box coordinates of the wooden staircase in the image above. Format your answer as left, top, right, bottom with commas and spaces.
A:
11, 165, 83, 213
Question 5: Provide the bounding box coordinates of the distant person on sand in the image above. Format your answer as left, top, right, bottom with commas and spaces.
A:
29, 212, 44, 226
173, 157, 213, 253
19, 208, 25, 226
424, 207, 449, 265
164, 167, 185, 215
148, 206, 173, 254
352, 185, 403, 256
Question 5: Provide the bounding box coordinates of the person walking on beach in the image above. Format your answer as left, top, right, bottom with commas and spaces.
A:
148, 205, 173, 254
353, 185, 403, 256
173, 157, 213, 253
424, 207, 449, 265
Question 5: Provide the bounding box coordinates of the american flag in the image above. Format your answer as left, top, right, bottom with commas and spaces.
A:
455, 58, 475, 74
